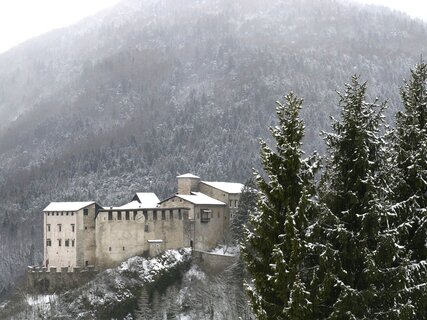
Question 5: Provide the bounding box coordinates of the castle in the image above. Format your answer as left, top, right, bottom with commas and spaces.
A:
42, 174, 243, 270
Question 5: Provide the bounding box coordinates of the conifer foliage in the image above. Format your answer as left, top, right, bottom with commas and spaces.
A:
391, 62, 427, 318
241, 93, 319, 320
241, 76, 426, 319
319, 76, 409, 319
231, 178, 258, 243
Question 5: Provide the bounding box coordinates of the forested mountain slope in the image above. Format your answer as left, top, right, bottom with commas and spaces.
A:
0, 0, 426, 298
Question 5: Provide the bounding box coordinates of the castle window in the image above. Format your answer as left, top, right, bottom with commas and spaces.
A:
71, 212, 74, 216
58, 239, 62, 246
118, 212, 122, 220
83, 208, 89, 216
162, 210, 166, 220
123, 247, 125, 251
108, 212, 113, 220
235, 200, 238, 207
178, 210, 182, 220
61, 212, 63, 216
71, 224, 75, 232
145, 225, 149, 232
153, 211, 157, 220
201, 209, 211, 223
109, 247, 112, 251
47, 224, 51, 232
72, 240, 75, 247
143, 210, 148, 220
125, 211, 130, 220
56, 212, 59, 216
46, 239, 51, 246
58, 224, 62, 232
66, 212, 69, 216
229, 200, 233, 207
65, 239, 70, 247
170, 211, 174, 219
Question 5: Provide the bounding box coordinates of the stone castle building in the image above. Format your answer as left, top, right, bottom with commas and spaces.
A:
42, 174, 243, 269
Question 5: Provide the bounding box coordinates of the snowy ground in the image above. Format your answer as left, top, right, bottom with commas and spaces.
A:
26, 294, 57, 307
208, 245, 240, 256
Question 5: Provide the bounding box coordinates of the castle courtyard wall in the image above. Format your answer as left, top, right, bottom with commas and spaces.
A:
95, 208, 191, 268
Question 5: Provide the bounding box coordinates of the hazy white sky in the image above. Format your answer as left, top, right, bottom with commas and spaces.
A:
0, 0, 425, 54
0, 0, 120, 53
354, 0, 427, 21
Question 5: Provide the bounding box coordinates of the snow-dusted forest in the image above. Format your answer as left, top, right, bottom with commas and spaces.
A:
0, 0, 426, 314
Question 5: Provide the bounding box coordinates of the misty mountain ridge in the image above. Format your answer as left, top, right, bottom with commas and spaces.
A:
0, 0, 426, 302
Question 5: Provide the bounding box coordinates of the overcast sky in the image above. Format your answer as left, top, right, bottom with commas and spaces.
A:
354, 0, 427, 21
0, 0, 425, 54
0, 0, 120, 53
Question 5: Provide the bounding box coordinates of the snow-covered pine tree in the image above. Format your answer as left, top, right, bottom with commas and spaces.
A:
391, 62, 427, 319
231, 177, 258, 244
319, 76, 409, 319
241, 92, 320, 320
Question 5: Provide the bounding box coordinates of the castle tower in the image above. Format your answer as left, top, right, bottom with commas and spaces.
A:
177, 173, 201, 194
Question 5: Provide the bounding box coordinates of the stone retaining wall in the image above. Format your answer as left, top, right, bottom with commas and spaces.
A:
27, 266, 97, 294
192, 250, 238, 274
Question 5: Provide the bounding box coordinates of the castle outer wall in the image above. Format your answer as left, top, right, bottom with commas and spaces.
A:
95, 208, 191, 268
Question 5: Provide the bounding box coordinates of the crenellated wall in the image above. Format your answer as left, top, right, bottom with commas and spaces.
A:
27, 266, 97, 294
95, 208, 192, 268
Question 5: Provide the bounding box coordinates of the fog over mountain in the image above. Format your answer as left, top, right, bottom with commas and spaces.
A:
0, 0, 426, 299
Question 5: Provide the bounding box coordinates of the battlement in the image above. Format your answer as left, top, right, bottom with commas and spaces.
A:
27, 265, 97, 294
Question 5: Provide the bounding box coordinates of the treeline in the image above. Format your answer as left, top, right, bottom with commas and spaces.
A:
242, 63, 427, 319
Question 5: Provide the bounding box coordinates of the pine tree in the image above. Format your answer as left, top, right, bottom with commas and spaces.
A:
319, 76, 409, 319
391, 62, 427, 319
231, 177, 258, 244
241, 92, 320, 320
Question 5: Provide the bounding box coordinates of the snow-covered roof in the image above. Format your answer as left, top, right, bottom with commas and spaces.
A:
133, 192, 160, 206
114, 200, 150, 210
201, 181, 244, 194
147, 239, 163, 243
43, 202, 95, 212
177, 173, 200, 179
176, 192, 226, 205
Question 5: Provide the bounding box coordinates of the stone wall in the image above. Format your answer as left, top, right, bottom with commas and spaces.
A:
27, 266, 97, 294
76, 204, 97, 267
95, 208, 192, 268
192, 250, 238, 274
160, 197, 227, 251
177, 176, 201, 194
199, 183, 240, 221
193, 204, 227, 251
43, 210, 77, 269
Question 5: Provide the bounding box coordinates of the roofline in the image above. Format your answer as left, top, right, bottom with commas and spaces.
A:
158, 194, 226, 206
177, 173, 200, 179
200, 181, 242, 194
158, 194, 177, 204
98, 206, 191, 212
43, 201, 97, 212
